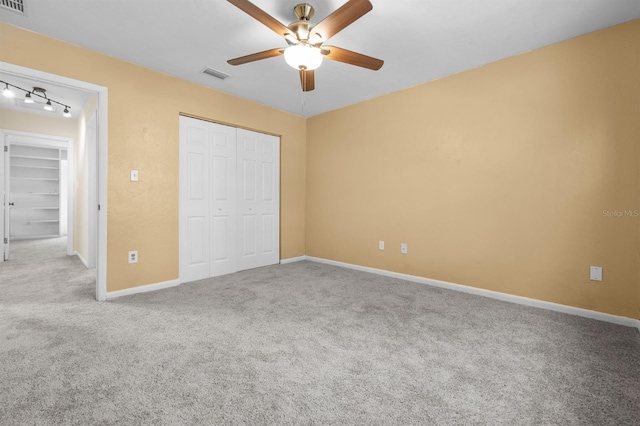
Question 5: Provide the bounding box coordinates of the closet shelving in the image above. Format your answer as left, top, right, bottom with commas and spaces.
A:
9, 145, 64, 239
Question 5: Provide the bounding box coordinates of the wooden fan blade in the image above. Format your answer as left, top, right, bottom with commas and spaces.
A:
322, 46, 383, 70
227, 0, 293, 38
299, 69, 315, 92
228, 48, 283, 66
311, 0, 372, 42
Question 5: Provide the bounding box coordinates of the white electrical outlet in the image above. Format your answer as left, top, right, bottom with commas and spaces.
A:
379, 240, 385, 250
401, 243, 408, 254
590, 266, 602, 281
128, 250, 138, 264
130, 170, 139, 182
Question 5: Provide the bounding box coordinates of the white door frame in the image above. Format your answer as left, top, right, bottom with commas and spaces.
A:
0, 61, 109, 301
86, 113, 98, 268
1, 131, 74, 256
1, 141, 6, 261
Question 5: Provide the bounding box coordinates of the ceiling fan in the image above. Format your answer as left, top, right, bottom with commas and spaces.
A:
226, 0, 384, 92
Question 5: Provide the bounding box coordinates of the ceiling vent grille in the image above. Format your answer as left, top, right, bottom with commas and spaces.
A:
1, 0, 25, 13
203, 67, 231, 80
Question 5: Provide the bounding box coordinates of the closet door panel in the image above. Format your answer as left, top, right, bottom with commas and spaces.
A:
210, 123, 237, 277
179, 117, 210, 282
237, 133, 259, 270
261, 213, 274, 254
237, 129, 279, 271
241, 214, 257, 256
257, 133, 279, 266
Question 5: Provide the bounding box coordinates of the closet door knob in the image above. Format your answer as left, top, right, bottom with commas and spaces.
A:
8, 202, 14, 206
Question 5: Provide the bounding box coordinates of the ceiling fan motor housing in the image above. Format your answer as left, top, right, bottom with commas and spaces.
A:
293, 3, 314, 20
288, 3, 317, 41
288, 20, 314, 41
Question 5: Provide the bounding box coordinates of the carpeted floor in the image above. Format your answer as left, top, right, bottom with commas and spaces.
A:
1, 238, 639, 425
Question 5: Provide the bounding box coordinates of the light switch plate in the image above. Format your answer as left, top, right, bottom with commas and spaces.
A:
379, 241, 384, 250
590, 266, 602, 281
130, 170, 139, 182
401, 243, 408, 254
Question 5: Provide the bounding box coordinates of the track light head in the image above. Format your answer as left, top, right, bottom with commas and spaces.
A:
2, 83, 14, 98
63, 107, 71, 118
24, 92, 35, 104
44, 99, 53, 111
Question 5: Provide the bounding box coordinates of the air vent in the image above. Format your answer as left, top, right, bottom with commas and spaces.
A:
203, 67, 231, 80
1, 0, 25, 13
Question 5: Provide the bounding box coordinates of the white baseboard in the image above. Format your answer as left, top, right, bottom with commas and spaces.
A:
280, 256, 307, 264
106, 279, 180, 300
74, 251, 89, 268
304, 256, 640, 330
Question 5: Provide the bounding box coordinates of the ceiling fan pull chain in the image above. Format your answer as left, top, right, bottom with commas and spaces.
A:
300, 70, 306, 111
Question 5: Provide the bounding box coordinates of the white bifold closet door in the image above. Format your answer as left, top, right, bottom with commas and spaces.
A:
179, 116, 280, 283
236, 128, 280, 271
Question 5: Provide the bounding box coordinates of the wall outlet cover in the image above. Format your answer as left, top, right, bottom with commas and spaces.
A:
128, 250, 138, 264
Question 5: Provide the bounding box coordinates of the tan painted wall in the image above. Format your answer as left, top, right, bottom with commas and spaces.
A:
0, 22, 307, 292
0, 109, 77, 140
307, 20, 640, 319
73, 94, 98, 262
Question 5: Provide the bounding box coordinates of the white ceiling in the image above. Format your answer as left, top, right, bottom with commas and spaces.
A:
1, 0, 639, 117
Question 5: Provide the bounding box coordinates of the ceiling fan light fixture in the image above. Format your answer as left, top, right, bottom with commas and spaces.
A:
284, 44, 323, 71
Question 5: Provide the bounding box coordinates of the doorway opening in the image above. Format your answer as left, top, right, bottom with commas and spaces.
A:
2, 132, 72, 256
0, 61, 108, 301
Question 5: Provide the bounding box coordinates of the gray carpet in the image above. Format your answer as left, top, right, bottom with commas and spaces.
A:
1, 238, 639, 425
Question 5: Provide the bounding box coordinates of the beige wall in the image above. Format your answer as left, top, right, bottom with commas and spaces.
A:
307, 20, 640, 319
1, 22, 307, 292
0, 108, 77, 140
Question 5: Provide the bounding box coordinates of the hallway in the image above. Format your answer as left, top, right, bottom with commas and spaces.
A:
0, 237, 95, 302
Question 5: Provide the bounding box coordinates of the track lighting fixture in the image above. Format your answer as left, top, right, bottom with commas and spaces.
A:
0, 80, 72, 118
